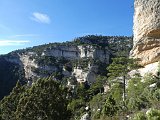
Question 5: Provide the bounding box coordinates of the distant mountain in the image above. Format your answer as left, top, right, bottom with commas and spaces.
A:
0, 35, 133, 99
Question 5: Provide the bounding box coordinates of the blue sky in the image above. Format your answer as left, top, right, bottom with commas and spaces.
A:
0, 0, 134, 55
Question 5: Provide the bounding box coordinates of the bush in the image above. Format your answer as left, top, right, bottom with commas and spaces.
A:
102, 95, 119, 117
146, 108, 160, 120
133, 112, 146, 120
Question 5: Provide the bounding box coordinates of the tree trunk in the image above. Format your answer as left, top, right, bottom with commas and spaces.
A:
123, 75, 126, 107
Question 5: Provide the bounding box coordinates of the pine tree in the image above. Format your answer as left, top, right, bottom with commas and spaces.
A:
15, 77, 71, 120
107, 57, 139, 107
0, 81, 25, 120
102, 95, 119, 117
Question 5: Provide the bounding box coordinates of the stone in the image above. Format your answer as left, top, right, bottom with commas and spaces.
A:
72, 65, 98, 83
42, 45, 110, 63
131, 0, 160, 66
149, 83, 157, 88
129, 62, 159, 77
80, 113, 90, 120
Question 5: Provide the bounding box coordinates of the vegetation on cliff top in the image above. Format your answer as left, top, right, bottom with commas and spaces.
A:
9, 35, 132, 56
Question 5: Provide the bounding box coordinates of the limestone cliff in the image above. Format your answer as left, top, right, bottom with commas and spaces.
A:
131, 0, 160, 67
4, 45, 110, 84
42, 45, 110, 63
3, 35, 132, 86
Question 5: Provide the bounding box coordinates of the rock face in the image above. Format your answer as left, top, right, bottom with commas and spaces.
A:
42, 45, 79, 59
129, 62, 159, 77
3, 35, 132, 86
131, 0, 160, 66
4, 45, 110, 84
73, 65, 98, 83
42, 45, 110, 63
42, 45, 110, 83
40, 45, 110, 83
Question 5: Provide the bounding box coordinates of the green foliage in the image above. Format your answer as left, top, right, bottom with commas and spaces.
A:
89, 94, 107, 119
143, 73, 157, 85
87, 76, 107, 96
133, 109, 160, 120
35, 56, 57, 66
2, 35, 160, 120
68, 98, 85, 112
127, 75, 147, 111
67, 98, 86, 119
73, 35, 132, 52
109, 83, 123, 103
76, 58, 91, 71
152, 89, 160, 102
107, 57, 140, 110
96, 61, 108, 76
127, 74, 160, 119
73, 35, 109, 47
16, 78, 71, 120
146, 109, 160, 120
133, 112, 147, 120
0, 35, 133, 100
107, 57, 139, 79
0, 81, 25, 120
76, 83, 88, 100
64, 63, 73, 72
0, 78, 71, 120
109, 37, 133, 57
102, 95, 119, 117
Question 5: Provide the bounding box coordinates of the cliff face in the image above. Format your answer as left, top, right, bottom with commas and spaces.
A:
42, 46, 79, 59
131, 0, 160, 66
4, 45, 110, 84
2, 35, 132, 88
42, 45, 110, 63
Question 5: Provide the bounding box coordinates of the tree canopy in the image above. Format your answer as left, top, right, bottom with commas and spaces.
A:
0, 78, 71, 120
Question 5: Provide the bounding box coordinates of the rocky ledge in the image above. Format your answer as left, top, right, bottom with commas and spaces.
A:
131, 0, 160, 66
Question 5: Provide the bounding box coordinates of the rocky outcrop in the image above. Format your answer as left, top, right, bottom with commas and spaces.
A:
129, 62, 159, 77
42, 45, 110, 63
4, 52, 39, 79
4, 45, 110, 84
131, 0, 160, 66
42, 45, 79, 59
3, 35, 133, 85
40, 45, 110, 83
80, 113, 90, 120
131, 38, 160, 66
78, 46, 110, 63
73, 65, 98, 83
19, 53, 38, 79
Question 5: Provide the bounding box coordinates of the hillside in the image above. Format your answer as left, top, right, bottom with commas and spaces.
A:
0, 0, 160, 119
0, 35, 132, 100
0, 35, 159, 120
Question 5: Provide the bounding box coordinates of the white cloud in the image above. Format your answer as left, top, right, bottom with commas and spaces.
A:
0, 40, 30, 46
31, 12, 51, 24
10, 34, 39, 38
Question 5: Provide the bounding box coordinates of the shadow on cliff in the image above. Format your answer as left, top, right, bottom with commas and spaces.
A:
0, 56, 25, 100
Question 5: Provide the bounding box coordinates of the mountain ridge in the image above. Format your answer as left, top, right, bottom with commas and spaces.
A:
0, 35, 133, 99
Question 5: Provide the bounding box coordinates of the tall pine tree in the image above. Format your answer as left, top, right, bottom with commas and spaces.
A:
107, 57, 140, 107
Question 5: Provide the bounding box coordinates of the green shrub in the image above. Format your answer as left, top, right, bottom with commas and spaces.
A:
146, 108, 160, 120
133, 112, 146, 120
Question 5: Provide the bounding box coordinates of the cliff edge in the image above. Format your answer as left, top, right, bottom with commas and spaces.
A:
131, 0, 160, 72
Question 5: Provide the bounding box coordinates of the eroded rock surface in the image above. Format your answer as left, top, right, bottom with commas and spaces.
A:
131, 0, 160, 66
